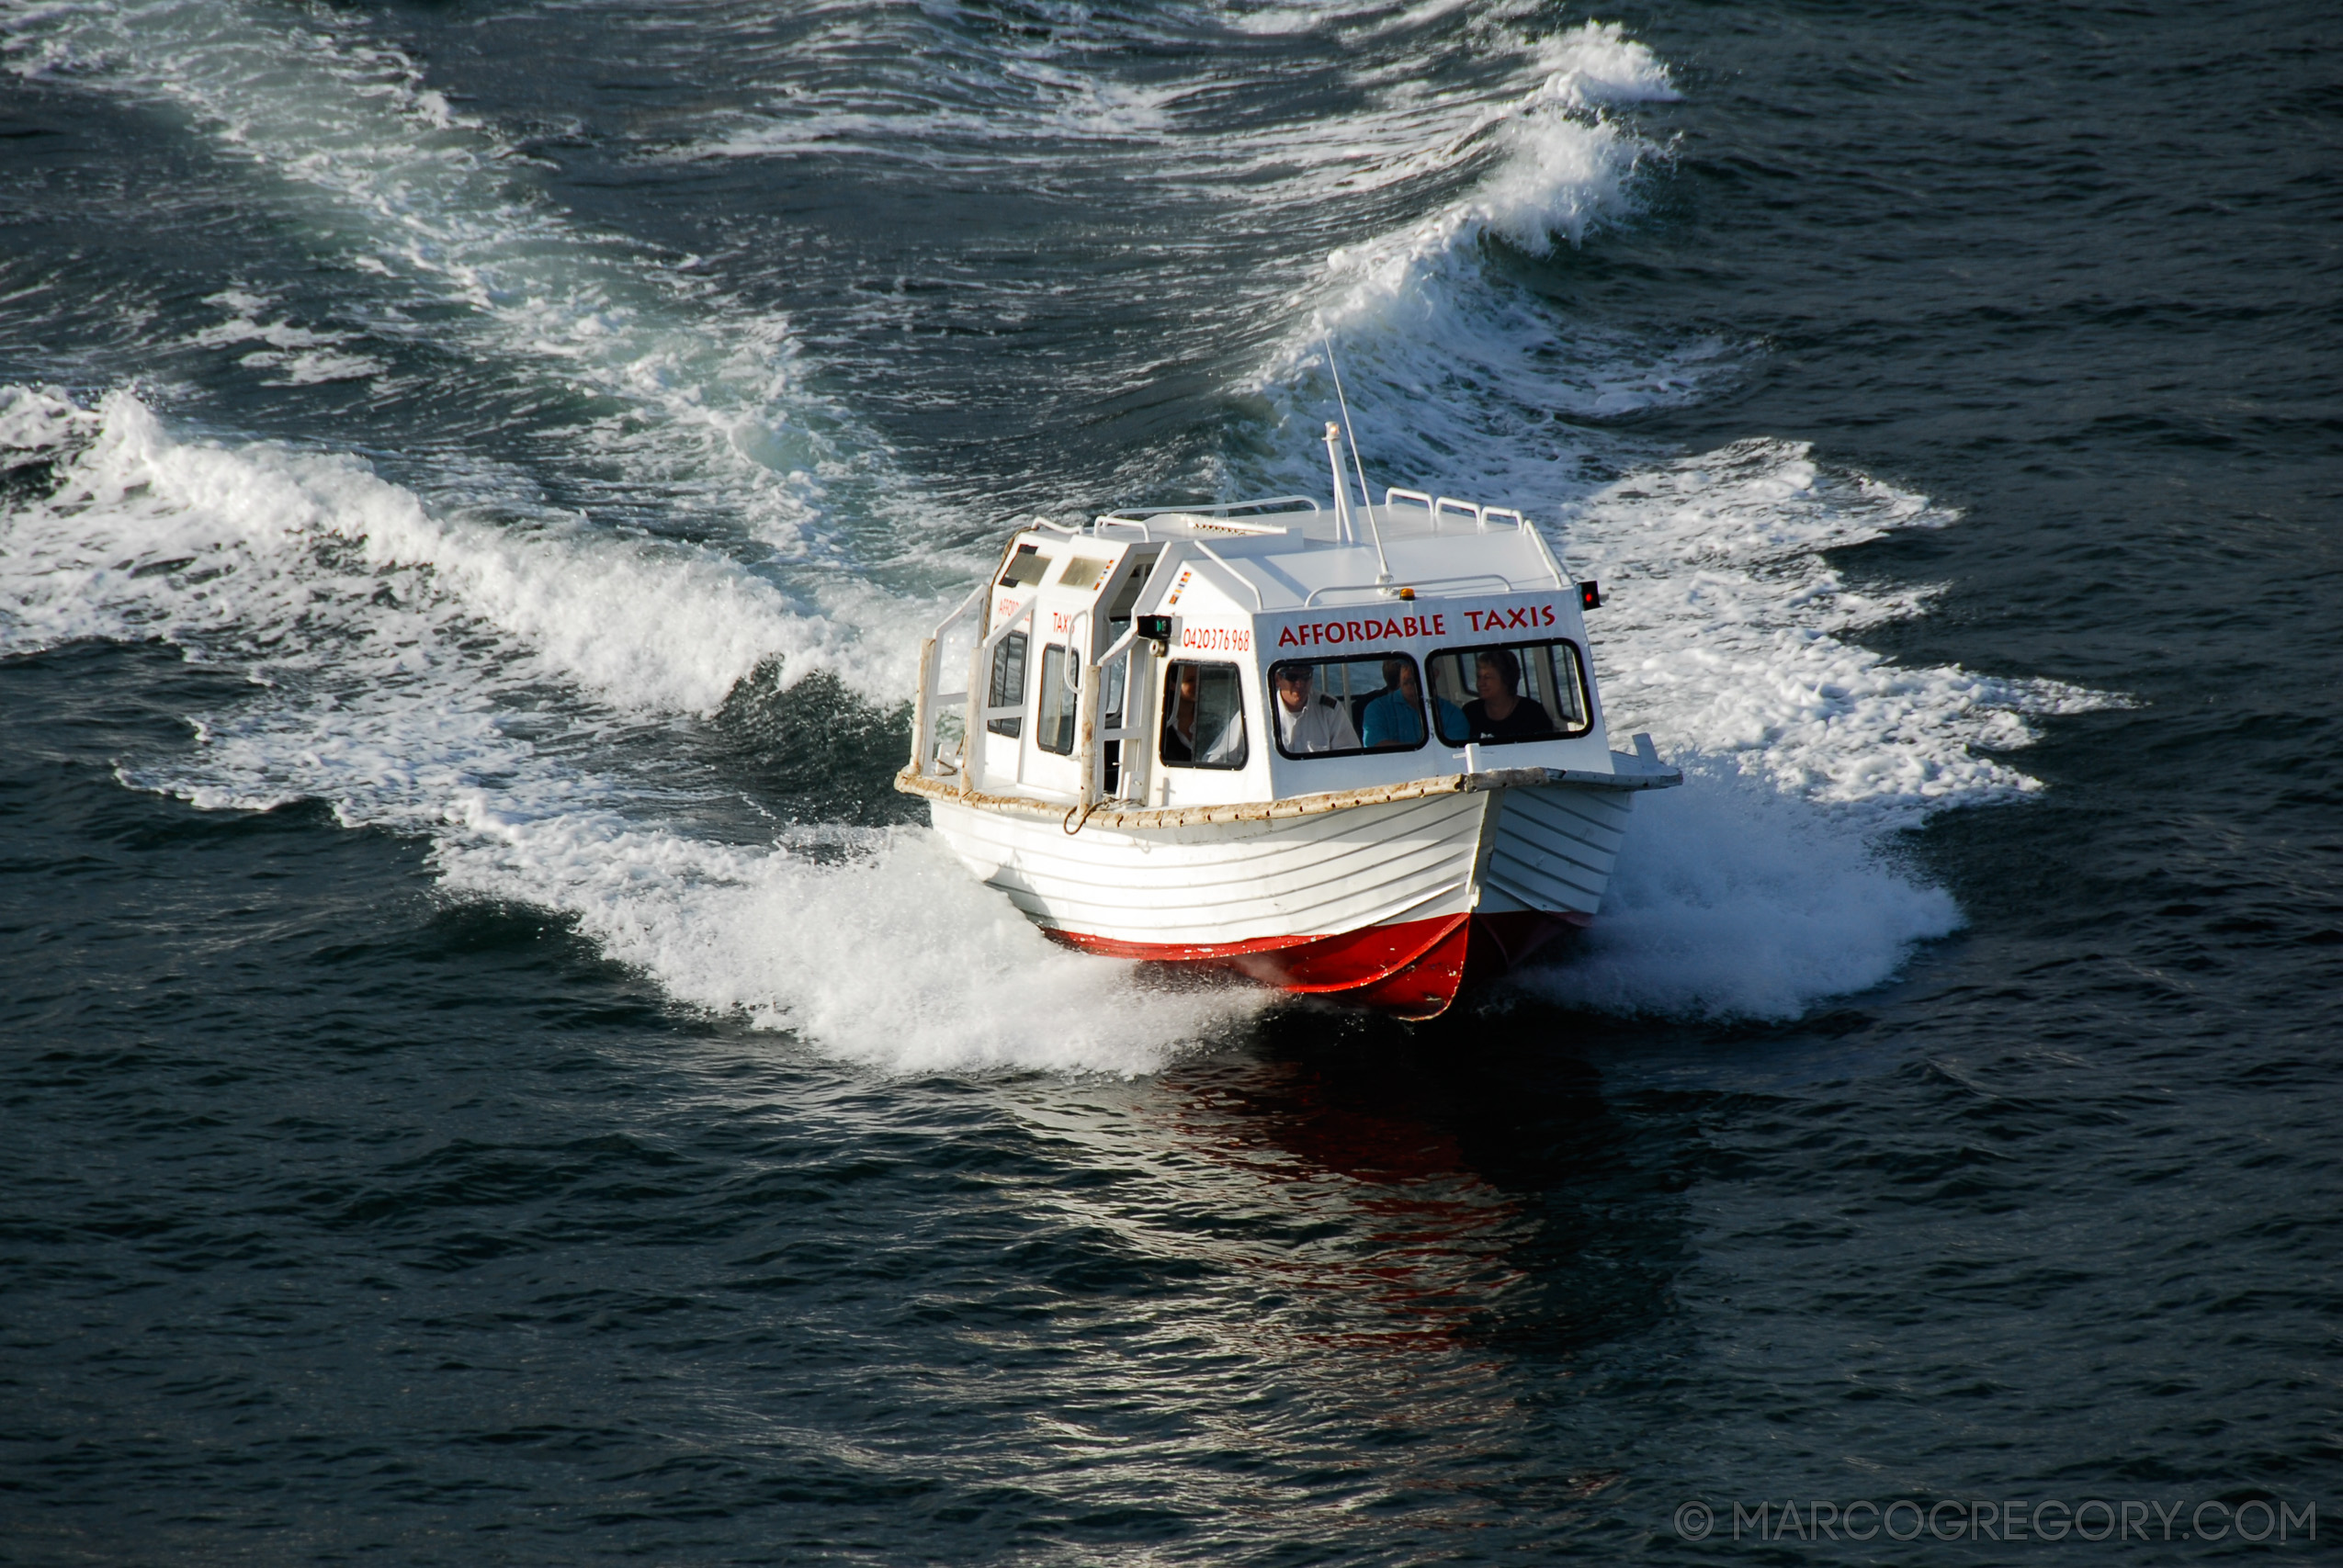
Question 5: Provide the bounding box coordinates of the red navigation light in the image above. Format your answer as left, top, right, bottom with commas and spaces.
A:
1579, 581, 1602, 610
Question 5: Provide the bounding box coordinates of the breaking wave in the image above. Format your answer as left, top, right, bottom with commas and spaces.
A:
436, 817, 1268, 1075
0, 388, 823, 723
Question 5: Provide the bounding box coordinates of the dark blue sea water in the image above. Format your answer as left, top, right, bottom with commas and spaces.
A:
4, 2, 2339, 1562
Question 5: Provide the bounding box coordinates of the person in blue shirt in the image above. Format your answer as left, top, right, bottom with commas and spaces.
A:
1360, 658, 1463, 749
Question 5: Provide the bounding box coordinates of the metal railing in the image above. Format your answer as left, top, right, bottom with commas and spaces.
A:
910, 581, 989, 780
1383, 488, 1567, 586
1384, 487, 1526, 535
1078, 621, 1152, 812
1185, 539, 1265, 610
961, 595, 1036, 792
1094, 495, 1319, 540
1102, 495, 1319, 521
1302, 572, 1519, 606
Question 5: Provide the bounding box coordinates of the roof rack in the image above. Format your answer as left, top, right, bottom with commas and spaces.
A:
1093, 495, 1320, 538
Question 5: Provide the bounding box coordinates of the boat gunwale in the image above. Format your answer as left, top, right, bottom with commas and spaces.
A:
895, 759, 1681, 831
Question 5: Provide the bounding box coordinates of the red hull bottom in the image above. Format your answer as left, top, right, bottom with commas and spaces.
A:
1048, 909, 1589, 1021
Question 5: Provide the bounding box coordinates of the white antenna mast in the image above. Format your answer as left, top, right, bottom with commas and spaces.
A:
1321, 334, 1392, 585
1322, 422, 1353, 544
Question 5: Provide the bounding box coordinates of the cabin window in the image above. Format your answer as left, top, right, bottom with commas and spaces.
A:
1055, 556, 1109, 591
985, 631, 1027, 739
998, 544, 1050, 588
1265, 655, 1430, 758
1036, 644, 1079, 755
1104, 562, 1150, 623
1425, 639, 1591, 746
1100, 639, 1128, 795
1159, 660, 1248, 770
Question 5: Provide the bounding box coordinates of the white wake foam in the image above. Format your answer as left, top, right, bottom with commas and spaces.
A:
1529, 18, 1686, 109
0, 386, 1252, 1072
1508, 764, 1963, 1020
436, 815, 1268, 1075
0, 388, 843, 721
1571, 439, 2109, 814
1228, 22, 1714, 510
1503, 444, 2114, 1020
187, 288, 387, 386
3, 0, 971, 615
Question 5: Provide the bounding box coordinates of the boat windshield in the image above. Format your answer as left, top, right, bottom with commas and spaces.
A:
1426, 639, 1590, 746
1267, 655, 1430, 757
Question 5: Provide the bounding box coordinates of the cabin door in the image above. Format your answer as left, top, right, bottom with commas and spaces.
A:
1021, 630, 1087, 797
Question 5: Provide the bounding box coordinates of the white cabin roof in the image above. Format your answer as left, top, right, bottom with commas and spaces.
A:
1080, 494, 1568, 614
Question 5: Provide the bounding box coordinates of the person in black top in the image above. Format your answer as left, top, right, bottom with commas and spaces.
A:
1461, 648, 1554, 740
1160, 663, 1204, 762
1160, 663, 1246, 766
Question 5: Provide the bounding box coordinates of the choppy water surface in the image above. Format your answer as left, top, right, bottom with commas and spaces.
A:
3, 1, 2337, 1562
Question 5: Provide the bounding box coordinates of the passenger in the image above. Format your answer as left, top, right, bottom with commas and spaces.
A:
1160, 663, 1245, 765
1360, 659, 1464, 749
1461, 647, 1554, 740
1272, 662, 1359, 754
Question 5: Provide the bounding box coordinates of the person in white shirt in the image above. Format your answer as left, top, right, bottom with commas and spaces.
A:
1272, 663, 1360, 755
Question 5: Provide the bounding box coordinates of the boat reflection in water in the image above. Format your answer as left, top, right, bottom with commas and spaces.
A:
941, 1021, 1698, 1540
1150, 1021, 1689, 1358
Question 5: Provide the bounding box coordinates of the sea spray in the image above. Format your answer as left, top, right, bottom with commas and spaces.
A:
1510, 764, 1963, 1021
436, 817, 1269, 1075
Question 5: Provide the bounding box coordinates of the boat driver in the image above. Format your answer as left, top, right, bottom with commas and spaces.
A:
1272, 662, 1360, 754
1462, 647, 1555, 739
1160, 662, 1246, 765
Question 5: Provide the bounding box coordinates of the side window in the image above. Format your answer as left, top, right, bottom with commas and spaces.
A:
1100, 638, 1129, 795
1428, 639, 1591, 746
1159, 660, 1249, 770
998, 544, 1050, 587
1036, 644, 1079, 756
986, 630, 1027, 739
1267, 655, 1430, 758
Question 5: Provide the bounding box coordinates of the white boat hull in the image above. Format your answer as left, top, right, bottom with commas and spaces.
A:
922, 779, 1636, 1016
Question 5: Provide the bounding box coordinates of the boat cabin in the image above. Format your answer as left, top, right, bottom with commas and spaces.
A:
907, 461, 1624, 823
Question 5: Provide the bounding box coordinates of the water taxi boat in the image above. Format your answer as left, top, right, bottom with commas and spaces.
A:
895, 424, 1681, 1018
